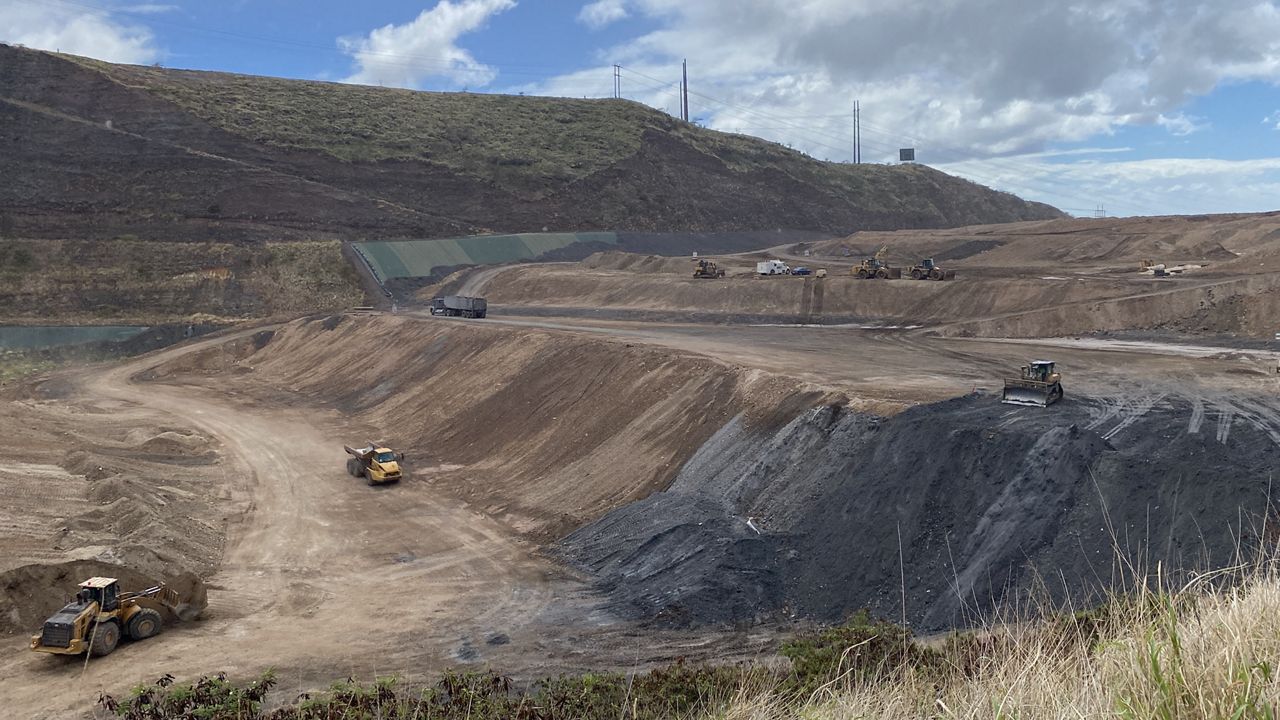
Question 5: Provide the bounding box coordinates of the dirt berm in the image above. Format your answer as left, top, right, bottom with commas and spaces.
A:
559, 395, 1279, 630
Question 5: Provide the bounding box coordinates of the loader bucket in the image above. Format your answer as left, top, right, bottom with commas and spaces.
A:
1001, 382, 1062, 407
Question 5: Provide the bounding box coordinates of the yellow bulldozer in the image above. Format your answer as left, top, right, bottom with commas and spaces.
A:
31, 577, 203, 657
692, 259, 726, 278
1002, 360, 1064, 407
345, 442, 405, 485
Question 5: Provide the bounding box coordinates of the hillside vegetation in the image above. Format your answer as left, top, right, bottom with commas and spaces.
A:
0, 44, 1061, 247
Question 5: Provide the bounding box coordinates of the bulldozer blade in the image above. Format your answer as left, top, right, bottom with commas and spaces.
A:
1001, 385, 1061, 407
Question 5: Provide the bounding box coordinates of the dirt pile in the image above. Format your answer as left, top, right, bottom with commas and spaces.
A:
0, 387, 230, 635
560, 394, 1280, 630
141, 314, 831, 538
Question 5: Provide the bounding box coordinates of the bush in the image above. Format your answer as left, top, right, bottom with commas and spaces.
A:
780, 610, 940, 695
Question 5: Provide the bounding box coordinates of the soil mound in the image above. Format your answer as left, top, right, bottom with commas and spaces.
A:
560, 395, 1279, 630
0, 562, 209, 635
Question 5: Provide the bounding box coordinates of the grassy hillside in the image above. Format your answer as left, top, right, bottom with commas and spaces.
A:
0, 44, 1061, 247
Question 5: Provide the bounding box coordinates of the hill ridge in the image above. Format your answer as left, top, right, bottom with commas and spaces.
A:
0, 44, 1062, 244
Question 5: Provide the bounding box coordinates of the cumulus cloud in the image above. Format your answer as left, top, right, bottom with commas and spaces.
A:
0, 0, 159, 64
1268, 111, 1280, 130
578, 0, 629, 29
518, 0, 1280, 213
339, 0, 516, 89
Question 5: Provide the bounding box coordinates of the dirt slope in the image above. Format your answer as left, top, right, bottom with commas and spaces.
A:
0, 44, 1060, 246
469, 212, 1280, 338
144, 314, 828, 539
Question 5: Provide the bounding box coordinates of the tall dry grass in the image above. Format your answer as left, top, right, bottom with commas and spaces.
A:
721, 566, 1280, 719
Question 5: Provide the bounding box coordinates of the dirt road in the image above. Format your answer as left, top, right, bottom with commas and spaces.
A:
0, 330, 588, 718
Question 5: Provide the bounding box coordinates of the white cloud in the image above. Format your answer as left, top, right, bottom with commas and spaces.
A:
1267, 111, 1280, 130
339, 0, 516, 89
1157, 113, 1207, 137
514, 0, 1280, 215
0, 0, 159, 64
938, 155, 1280, 216
578, 0, 629, 29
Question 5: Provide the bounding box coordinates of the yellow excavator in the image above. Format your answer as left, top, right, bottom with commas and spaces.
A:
1002, 361, 1064, 407
31, 577, 204, 657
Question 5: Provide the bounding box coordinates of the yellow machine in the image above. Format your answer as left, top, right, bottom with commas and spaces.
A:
907, 258, 956, 281
31, 577, 193, 657
692, 259, 726, 278
345, 442, 405, 485
852, 246, 901, 279
1002, 360, 1064, 407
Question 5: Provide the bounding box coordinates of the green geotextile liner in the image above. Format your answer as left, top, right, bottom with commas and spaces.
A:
0, 326, 149, 350
355, 232, 618, 280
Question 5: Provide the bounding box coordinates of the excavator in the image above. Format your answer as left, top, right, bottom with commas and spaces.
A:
692, 259, 726, 278
852, 245, 901, 279
1002, 361, 1064, 407
31, 577, 204, 657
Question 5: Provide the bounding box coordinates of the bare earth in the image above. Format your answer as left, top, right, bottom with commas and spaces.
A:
3, 213, 1280, 718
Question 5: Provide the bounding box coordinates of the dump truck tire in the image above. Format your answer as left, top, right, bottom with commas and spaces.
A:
346, 459, 359, 476
127, 608, 163, 640
89, 621, 120, 657
366, 470, 376, 486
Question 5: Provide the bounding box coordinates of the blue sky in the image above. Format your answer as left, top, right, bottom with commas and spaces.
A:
3, 0, 1279, 217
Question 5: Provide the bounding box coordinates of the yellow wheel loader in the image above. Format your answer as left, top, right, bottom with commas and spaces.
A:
345, 442, 405, 485
31, 577, 202, 657
851, 245, 901, 279
1002, 360, 1064, 407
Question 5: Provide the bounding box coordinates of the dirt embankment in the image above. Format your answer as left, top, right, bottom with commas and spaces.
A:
561, 393, 1280, 629
480, 263, 1167, 327
811, 213, 1280, 268
0, 385, 228, 635
140, 314, 831, 539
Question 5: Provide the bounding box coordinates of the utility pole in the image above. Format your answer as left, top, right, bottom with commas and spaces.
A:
1094, 204, 1106, 218
613, 64, 621, 99
854, 100, 861, 164
681, 59, 689, 121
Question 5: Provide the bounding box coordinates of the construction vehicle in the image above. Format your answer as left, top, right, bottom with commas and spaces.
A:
852, 246, 901, 279
431, 295, 487, 318
31, 577, 199, 657
1001, 361, 1064, 407
344, 442, 405, 485
907, 258, 955, 281
693, 259, 726, 278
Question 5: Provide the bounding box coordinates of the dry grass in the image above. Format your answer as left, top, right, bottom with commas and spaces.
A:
720, 567, 1280, 719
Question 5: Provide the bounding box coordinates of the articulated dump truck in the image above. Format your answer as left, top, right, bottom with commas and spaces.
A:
31, 576, 206, 658
345, 442, 405, 485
